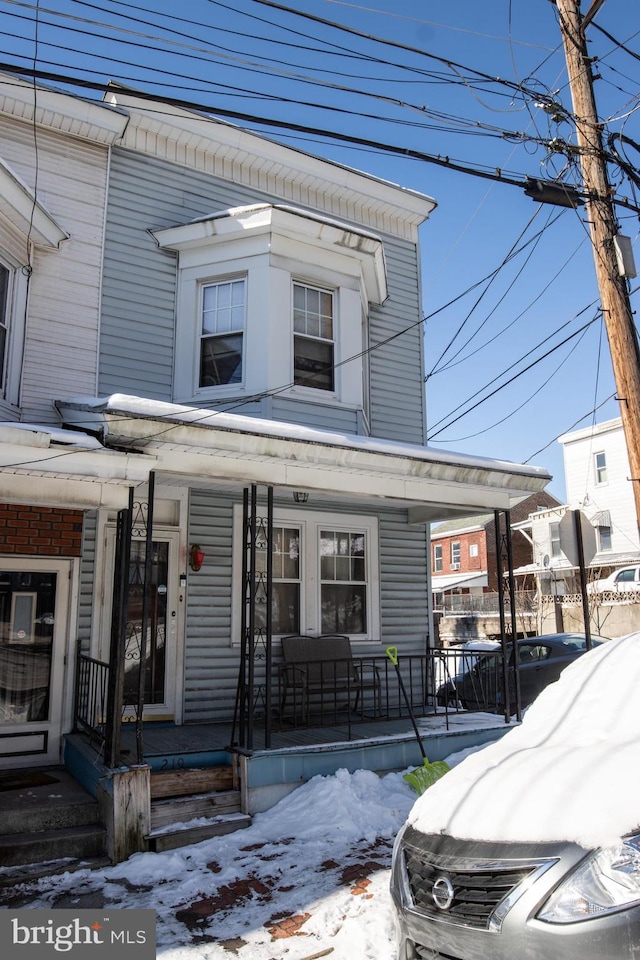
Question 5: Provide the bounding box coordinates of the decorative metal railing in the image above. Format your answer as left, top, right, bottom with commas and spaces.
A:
274, 647, 512, 734
74, 653, 110, 752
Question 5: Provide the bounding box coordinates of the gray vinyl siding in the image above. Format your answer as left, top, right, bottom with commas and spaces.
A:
183, 489, 429, 722
77, 511, 97, 654
369, 238, 426, 443
184, 491, 235, 722
100, 149, 425, 443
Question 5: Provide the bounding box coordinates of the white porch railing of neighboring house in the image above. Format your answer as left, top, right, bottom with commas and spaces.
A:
435, 590, 537, 617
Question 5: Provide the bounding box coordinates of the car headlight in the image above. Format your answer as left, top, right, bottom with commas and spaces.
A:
539, 835, 640, 923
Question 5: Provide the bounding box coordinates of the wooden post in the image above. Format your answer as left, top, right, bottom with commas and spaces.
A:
555, 0, 640, 528
98, 765, 151, 863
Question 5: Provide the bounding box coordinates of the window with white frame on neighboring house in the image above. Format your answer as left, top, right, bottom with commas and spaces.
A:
550, 521, 561, 557
433, 543, 443, 572
451, 541, 461, 568
469, 543, 479, 558
293, 282, 334, 392
598, 525, 612, 552
199, 277, 246, 387
233, 506, 380, 641
594, 451, 607, 485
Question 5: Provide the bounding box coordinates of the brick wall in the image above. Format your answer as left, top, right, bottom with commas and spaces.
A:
0, 504, 83, 557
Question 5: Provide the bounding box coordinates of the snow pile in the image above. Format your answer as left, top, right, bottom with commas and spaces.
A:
12, 769, 418, 960
409, 633, 640, 848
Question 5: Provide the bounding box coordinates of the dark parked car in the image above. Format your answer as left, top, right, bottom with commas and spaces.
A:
436, 633, 606, 713
391, 633, 640, 960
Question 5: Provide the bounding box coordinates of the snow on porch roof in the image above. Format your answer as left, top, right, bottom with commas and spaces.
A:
55, 394, 551, 518
431, 572, 488, 592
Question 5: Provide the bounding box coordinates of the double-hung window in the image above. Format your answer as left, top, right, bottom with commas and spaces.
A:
320, 529, 367, 634
433, 544, 443, 572
451, 541, 461, 568
199, 278, 246, 387
255, 525, 301, 636
550, 521, 561, 557
594, 451, 607, 485
293, 282, 334, 391
233, 507, 379, 641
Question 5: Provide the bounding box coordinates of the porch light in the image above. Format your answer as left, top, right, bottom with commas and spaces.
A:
293, 491, 309, 504
189, 544, 206, 571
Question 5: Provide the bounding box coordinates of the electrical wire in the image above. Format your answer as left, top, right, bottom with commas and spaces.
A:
524, 393, 617, 462
429, 325, 591, 443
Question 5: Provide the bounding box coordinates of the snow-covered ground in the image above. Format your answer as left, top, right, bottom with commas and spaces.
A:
6, 634, 636, 958
2, 767, 433, 959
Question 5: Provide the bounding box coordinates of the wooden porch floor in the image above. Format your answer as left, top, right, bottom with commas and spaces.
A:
115, 709, 511, 760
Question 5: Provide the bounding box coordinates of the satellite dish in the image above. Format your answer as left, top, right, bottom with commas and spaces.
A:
542, 554, 550, 568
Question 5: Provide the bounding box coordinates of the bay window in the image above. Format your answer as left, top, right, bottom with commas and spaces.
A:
152, 204, 387, 412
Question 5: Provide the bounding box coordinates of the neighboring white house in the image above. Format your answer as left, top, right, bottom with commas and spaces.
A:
513, 417, 640, 596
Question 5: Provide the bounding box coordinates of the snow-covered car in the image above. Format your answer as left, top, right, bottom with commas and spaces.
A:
588, 564, 640, 594
391, 633, 640, 960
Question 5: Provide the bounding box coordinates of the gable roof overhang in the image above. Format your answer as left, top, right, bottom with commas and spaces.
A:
55, 394, 551, 522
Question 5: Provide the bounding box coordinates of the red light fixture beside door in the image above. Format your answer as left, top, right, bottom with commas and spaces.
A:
189, 544, 206, 572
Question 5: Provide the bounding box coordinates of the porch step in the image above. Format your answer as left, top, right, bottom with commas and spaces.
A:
150, 788, 244, 830
0, 824, 106, 869
147, 813, 252, 852
0, 795, 101, 837
150, 764, 235, 798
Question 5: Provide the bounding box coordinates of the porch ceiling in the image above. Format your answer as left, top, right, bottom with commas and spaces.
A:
56, 394, 551, 521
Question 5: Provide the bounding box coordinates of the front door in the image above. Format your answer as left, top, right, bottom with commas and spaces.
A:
102, 531, 180, 720
0, 559, 70, 768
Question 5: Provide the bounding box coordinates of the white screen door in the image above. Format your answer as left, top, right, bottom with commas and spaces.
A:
0, 559, 70, 768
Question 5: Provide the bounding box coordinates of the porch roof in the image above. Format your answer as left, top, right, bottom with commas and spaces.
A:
0, 421, 155, 509
55, 394, 551, 522
431, 571, 488, 592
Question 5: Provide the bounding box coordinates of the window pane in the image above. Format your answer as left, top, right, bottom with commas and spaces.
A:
254, 526, 301, 635
294, 335, 334, 390
200, 333, 243, 386
0, 571, 57, 723
321, 584, 366, 634
202, 279, 245, 336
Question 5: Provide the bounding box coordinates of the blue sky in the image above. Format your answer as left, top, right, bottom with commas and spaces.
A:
2, 0, 638, 499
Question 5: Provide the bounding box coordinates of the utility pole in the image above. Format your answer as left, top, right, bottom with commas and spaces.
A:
555, 0, 640, 528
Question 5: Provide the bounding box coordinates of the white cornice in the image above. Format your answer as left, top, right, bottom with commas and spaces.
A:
105, 88, 436, 240
0, 74, 128, 144
151, 203, 388, 304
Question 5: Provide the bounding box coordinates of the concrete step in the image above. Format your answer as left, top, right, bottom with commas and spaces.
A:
0, 824, 106, 868
0, 796, 100, 836
147, 813, 251, 852
150, 789, 242, 831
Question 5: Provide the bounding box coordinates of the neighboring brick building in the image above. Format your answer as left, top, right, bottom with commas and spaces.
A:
431, 491, 562, 599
